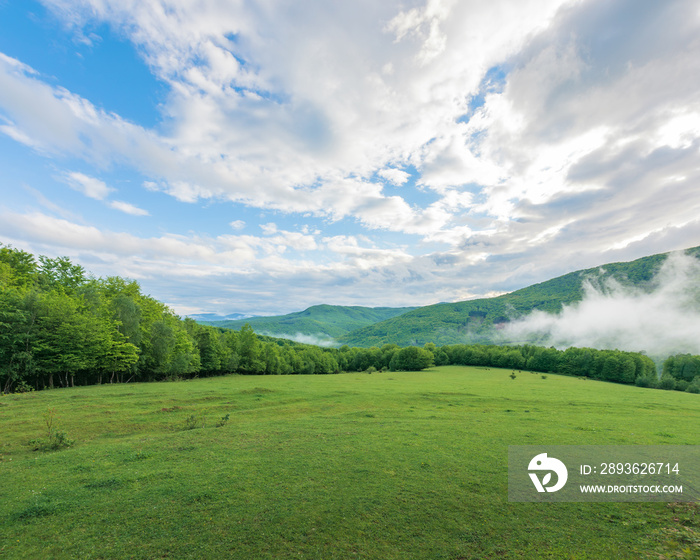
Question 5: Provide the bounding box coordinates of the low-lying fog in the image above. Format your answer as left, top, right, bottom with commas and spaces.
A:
502, 252, 700, 361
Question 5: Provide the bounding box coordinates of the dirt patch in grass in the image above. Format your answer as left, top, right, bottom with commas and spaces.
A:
239, 387, 276, 395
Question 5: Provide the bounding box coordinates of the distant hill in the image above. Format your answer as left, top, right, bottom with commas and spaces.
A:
338, 246, 700, 348
187, 312, 252, 322
198, 304, 417, 342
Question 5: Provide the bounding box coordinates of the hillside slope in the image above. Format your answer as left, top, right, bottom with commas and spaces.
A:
199, 304, 417, 340
338, 246, 700, 347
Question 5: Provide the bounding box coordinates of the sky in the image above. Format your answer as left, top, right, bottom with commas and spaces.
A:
1, 0, 699, 318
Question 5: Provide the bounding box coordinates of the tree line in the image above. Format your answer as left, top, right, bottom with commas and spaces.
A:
1, 245, 698, 394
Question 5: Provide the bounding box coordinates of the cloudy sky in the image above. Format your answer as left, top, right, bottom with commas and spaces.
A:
1, 0, 699, 317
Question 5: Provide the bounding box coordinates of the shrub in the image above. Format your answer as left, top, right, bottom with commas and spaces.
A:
29, 408, 73, 451
183, 413, 205, 430
686, 378, 700, 394
13, 381, 34, 393
215, 413, 230, 428
674, 380, 689, 392
389, 347, 434, 371
635, 375, 656, 388
658, 376, 677, 391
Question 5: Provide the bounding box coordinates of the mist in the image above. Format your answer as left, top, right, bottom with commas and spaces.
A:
260, 331, 338, 348
502, 252, 700, 362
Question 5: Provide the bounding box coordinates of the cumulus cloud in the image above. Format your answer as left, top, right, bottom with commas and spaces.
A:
378, 167, 411, 186
4, 1, 576, 231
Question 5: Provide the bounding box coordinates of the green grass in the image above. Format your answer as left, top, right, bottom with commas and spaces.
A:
0, 366, 698, 559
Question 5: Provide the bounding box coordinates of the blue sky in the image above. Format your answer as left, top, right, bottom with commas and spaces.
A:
1, 0, 700, 317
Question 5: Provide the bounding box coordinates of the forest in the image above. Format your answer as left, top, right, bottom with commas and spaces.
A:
1, 245, 699, 394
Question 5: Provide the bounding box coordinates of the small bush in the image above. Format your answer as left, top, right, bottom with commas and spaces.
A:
635, 375, 656, 388
29, 430, 74, 451
686, 379, 700, 394
541, 375, 547, 379
29, 408, 73, 451
658, 376, 677, 391
215, 413, 230, 428
13, 381, 34, 394
674, 379, 689, 392
183, 414, 205, 430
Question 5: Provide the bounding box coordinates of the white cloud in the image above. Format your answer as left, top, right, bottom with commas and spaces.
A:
3, 1, 574, 236
108, 200, 150, 216
62, 171, 113, 200
378, 167, 411, 186
0, 210, 318, 274
260, 222, 278, 235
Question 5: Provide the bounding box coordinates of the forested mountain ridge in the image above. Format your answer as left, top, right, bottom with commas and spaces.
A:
198, 304, 417, 340
338, 246, 700, 347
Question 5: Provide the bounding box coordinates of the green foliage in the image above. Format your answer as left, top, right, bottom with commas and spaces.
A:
182, 413, 206, 430
658, 375, 678, 391
389, 346, 434, 371
2, 248, 339, 390
634, 375, 657, 388
37, 255, 86, 293
0, 245, 208, 390
663, 354, 700, 382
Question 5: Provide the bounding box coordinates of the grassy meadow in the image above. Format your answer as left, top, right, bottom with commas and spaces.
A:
0, 366, 698, 559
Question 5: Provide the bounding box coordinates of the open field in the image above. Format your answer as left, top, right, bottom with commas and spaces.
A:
0, 366, 698, 559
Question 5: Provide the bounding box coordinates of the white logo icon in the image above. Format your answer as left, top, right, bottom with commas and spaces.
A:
528, 453, 568, 492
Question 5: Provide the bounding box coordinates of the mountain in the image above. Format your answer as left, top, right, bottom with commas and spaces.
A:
338, 246, 700, 348
197, 304, 417, 342
187, 312, 253, 322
